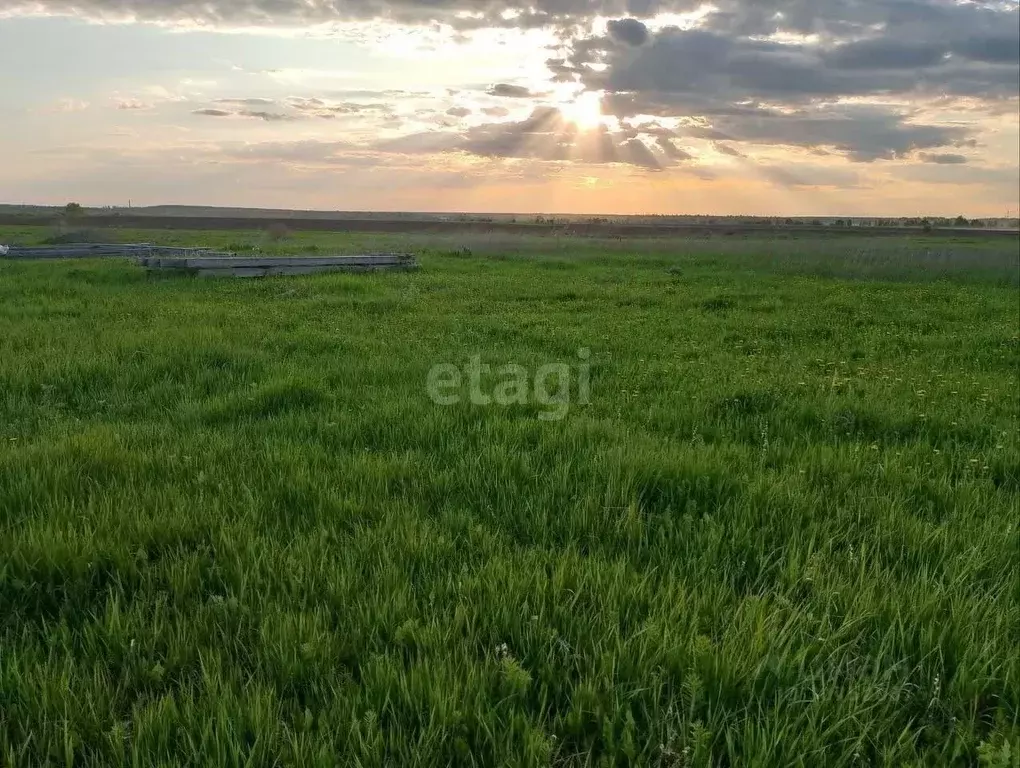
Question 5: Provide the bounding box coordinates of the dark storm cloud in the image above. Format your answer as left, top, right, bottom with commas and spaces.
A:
12, 0, 1016, 39
607, 18, 649, 47
580, 25, 1018, 103
952, 35, 1020, 65
12, 0, 1016, 102
684, 105, 976, 162
562, 1, 1017, 162
822, 40, 948, 71
8, 0, 639, 28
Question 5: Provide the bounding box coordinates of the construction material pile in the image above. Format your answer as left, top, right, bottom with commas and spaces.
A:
1, 243, 419, 276
138, 253, 418, 277
2, 244, 231, 260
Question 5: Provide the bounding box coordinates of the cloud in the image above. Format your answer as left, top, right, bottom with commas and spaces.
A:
918, 152, 969, 165
582, 25, 1018, 104
713, 142, 746, 158
375, 131, 465, 154
684, 104, 977, 162
115, 99, 151, 110
487, 83, 541, 98
560, 3, 1017, 164
214, 97, 277, 106
7, 0, 1016, 197
2, 0, 635, 29
238, 110, 295, 121
370, 106, 689, 169
191, 96, 394, 122
654, 136, 692, 160
5, 0, 1019, 48
952, 35, 1020, 65
617, 138, 661, 168
606, 18, 648, 47
51, 98, 90, 113
286, 96, 392, 118
193, 107, 294, 120
822, 40, 948, 71
10, 133, 1018, 216
545, 57, 580, 83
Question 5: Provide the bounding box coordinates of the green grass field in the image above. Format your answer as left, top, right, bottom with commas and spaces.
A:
1, 227, 1018, 766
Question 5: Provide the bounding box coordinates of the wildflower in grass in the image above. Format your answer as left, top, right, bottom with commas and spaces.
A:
499, 656, 532, 695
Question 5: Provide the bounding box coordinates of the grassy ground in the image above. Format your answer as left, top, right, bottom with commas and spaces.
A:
0, 227, 1017, 766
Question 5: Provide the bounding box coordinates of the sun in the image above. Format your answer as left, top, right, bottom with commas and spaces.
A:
559, 90, 605, 130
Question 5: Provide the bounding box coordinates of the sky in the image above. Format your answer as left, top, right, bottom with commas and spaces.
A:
1, 0, 1018, 216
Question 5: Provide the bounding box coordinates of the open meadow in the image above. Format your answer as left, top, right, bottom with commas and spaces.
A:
0, 226, 1017, 766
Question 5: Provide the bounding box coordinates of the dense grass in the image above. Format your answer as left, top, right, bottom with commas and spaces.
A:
0, 227, 1018, 766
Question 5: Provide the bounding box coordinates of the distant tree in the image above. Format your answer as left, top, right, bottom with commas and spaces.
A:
954, 215, 969, 227
64, 202, 84, 219
921, 218, 933, 233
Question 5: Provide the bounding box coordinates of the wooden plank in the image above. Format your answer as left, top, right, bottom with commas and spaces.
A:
3, 244, 418, 273
172, 254, 413, 269
5, 244, 234, 261
192, 262, 418, 278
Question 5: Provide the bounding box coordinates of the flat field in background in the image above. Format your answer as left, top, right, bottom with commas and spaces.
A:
0, 226, 1017, 766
